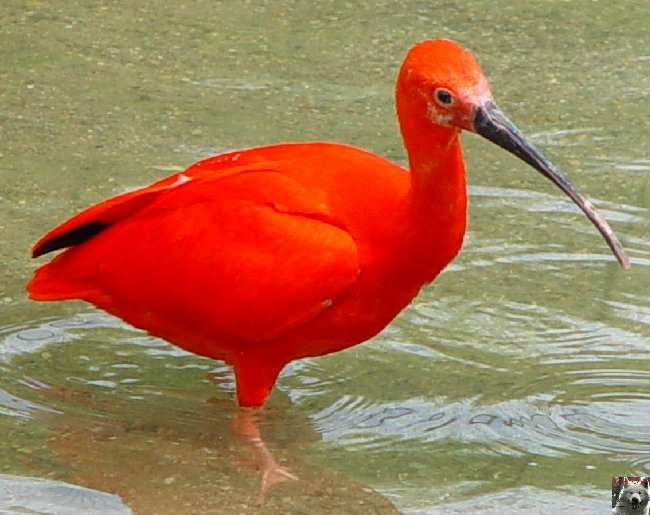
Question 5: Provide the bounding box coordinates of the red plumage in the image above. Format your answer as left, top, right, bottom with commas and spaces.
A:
28, 40, 627, 407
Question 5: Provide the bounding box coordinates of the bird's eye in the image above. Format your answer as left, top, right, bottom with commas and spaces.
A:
434, 88, 455, 107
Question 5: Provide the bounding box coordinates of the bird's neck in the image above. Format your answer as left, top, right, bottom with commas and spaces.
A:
398, 113, 468, 274
399, 109, 467, 212
407, 127, 464, 194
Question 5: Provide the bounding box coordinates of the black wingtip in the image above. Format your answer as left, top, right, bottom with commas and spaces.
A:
32, 221, 108, 258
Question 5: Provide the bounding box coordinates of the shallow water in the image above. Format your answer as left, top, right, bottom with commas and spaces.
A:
1, 0, 649, 513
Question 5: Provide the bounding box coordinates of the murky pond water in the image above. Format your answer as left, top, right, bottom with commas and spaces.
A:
1, 1, 649, 513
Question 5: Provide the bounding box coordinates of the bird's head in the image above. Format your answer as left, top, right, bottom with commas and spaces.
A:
397, 39, 491, 132
397, 39, 630, 271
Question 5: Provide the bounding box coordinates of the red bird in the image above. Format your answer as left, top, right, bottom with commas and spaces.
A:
27, 40, 629, 409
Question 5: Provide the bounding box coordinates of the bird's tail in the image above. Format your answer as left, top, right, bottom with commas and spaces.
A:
27, 259, 94, 302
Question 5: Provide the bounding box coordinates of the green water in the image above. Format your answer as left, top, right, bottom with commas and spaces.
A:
1, 1, 649, 513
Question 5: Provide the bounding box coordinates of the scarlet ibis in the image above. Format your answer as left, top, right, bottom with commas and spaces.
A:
28, 39, 630, 409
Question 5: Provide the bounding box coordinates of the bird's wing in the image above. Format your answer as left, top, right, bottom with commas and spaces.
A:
31, 145, 327, 258
31, 173, 196, 258
29, 168, 360, 343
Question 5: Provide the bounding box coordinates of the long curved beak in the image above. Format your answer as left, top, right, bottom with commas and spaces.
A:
473, 100, 630, 271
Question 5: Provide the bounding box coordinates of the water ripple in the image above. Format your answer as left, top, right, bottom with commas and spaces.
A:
312, 391, 650, 456
0, 313, 127, 362
0, 474, 132, 514
391, 486, 604, 514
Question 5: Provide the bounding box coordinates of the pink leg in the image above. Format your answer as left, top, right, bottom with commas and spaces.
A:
232, 408, 298, 504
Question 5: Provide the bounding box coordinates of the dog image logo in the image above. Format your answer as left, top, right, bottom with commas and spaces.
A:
613, 477, 650, 514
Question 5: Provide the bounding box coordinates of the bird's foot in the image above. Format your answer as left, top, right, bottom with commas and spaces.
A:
255, 451, 298, 505
232, 408, 298, 504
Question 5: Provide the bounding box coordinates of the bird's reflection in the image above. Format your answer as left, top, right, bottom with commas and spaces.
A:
22, 378, 395, 512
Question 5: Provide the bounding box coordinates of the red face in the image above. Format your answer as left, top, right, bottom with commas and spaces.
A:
398, 39, 492, 131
